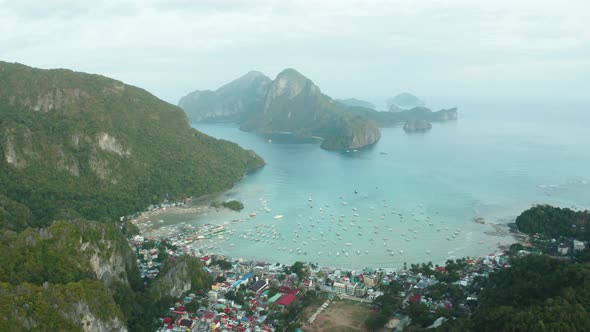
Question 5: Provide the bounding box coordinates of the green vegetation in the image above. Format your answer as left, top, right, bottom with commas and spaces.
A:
211, 199, 244, 211
439, 254, 590, 331
0, 62, 261, 331
515, 204, 590, 240
0, 220, 135, 286
180, 68, 458, 150
240, 68, 381, 150
0, 280, 125, 331
178, 71, 271, 123
0, 61, 264, 229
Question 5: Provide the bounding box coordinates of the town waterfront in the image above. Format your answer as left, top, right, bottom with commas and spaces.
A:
147, 97, 590, 269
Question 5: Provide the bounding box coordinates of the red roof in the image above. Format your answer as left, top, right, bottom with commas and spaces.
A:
435, 266, 446, 272
163, 317, 172, 325
410, 294, 422, 304
278, 286, 299, 295
276, 293, 296, 306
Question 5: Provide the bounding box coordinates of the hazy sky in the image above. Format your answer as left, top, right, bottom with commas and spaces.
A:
1, 0, 589, 104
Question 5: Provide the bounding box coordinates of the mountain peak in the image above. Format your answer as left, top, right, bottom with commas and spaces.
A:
265, 68, 319, 107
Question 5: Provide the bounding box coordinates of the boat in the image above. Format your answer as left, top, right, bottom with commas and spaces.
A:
274, 215, 284, 219
345, 243, 352, 246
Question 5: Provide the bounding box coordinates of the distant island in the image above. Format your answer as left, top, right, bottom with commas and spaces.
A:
403, 119, 432, 132
388, 92, 425, 110
336, 98, 376, 109
179, 69, 458, 150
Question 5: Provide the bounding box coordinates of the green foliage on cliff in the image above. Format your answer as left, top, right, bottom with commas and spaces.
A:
515, 204, 590, 240
439, 255, 590, 331
239, 69, 381, 150
179, 71, 271, 122
0, 61, 264, 229
0, 220, 136, 286
150, 256, 212, 299
0, 279, 125, 332
0, 194, 40, 232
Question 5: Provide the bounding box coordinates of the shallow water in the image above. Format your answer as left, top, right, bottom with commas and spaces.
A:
156, 98, 590, 269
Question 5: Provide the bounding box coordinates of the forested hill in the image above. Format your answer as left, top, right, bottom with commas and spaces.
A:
515, 204, 590, 240
439, 254, 590, 331
0, 61, 264, 230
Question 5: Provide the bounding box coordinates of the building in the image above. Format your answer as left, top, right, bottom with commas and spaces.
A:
354, 283, 367, 297
249, 279, 268, 293
363, 275, 379, 287
276, 293, 296, 306
573, 240, 586, 252
237, 261, 252, 275
558, 243, 571, 255
333, 282, 346, 295
253, 262, 269, 277
345, 283, 356, 296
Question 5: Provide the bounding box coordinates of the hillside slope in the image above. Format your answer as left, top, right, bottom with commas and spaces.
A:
0, 62, 264, 228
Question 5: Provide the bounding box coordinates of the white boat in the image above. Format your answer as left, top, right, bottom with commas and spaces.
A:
274, 215, 284, 219
345, 243, 352, 246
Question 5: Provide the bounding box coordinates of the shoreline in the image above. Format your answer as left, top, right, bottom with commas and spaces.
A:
133, 211, 519, 273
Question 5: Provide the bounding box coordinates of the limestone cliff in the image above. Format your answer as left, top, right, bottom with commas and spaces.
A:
0, 61, 264, 226
0, 280, 127, 332
178, 71, 272, 122
403, 119, 432, 132
240, 68, 381, 150
149, 256, 210, 301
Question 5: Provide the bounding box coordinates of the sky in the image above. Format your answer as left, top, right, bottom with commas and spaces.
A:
1, 0, 589, 105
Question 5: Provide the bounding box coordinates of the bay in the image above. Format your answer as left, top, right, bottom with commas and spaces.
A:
156, 98, 590, 269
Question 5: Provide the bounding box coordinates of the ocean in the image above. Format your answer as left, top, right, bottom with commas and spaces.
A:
154, 97, 590, 269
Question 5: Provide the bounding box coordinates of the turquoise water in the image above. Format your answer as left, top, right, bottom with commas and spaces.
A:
159, 98, 590, 269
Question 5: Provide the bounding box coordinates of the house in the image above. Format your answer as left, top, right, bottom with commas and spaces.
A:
558, 243, 571, 255
363, 274, 379, 287
333, 282, 346, 295
346, 283, 356, 296
573, 240, 586, 252
354, 283, 367, 297
249, 279, 268, 293
200, 256, 211, 266
276, 293, 296, 306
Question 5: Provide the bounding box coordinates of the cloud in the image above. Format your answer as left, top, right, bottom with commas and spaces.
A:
0, 0, 589, 101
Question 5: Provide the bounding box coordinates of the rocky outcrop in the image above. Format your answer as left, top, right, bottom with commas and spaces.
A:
403, 119, 432, 132
69, 301, 128, 332
149, 256, 208, 300
431, 107, 458, 121
321, 118, 381, 150
240, 68, 382, 150
179, 71, 272, 122
0, 280, 127, 332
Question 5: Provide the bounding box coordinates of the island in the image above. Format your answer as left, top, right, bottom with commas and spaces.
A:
388, 92, 425, 110
403, 119, 432, 132
179, 69, 458, 150
211, 200, 245, 211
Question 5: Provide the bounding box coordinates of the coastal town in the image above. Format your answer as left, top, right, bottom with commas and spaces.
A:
124, 201, 588, 332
